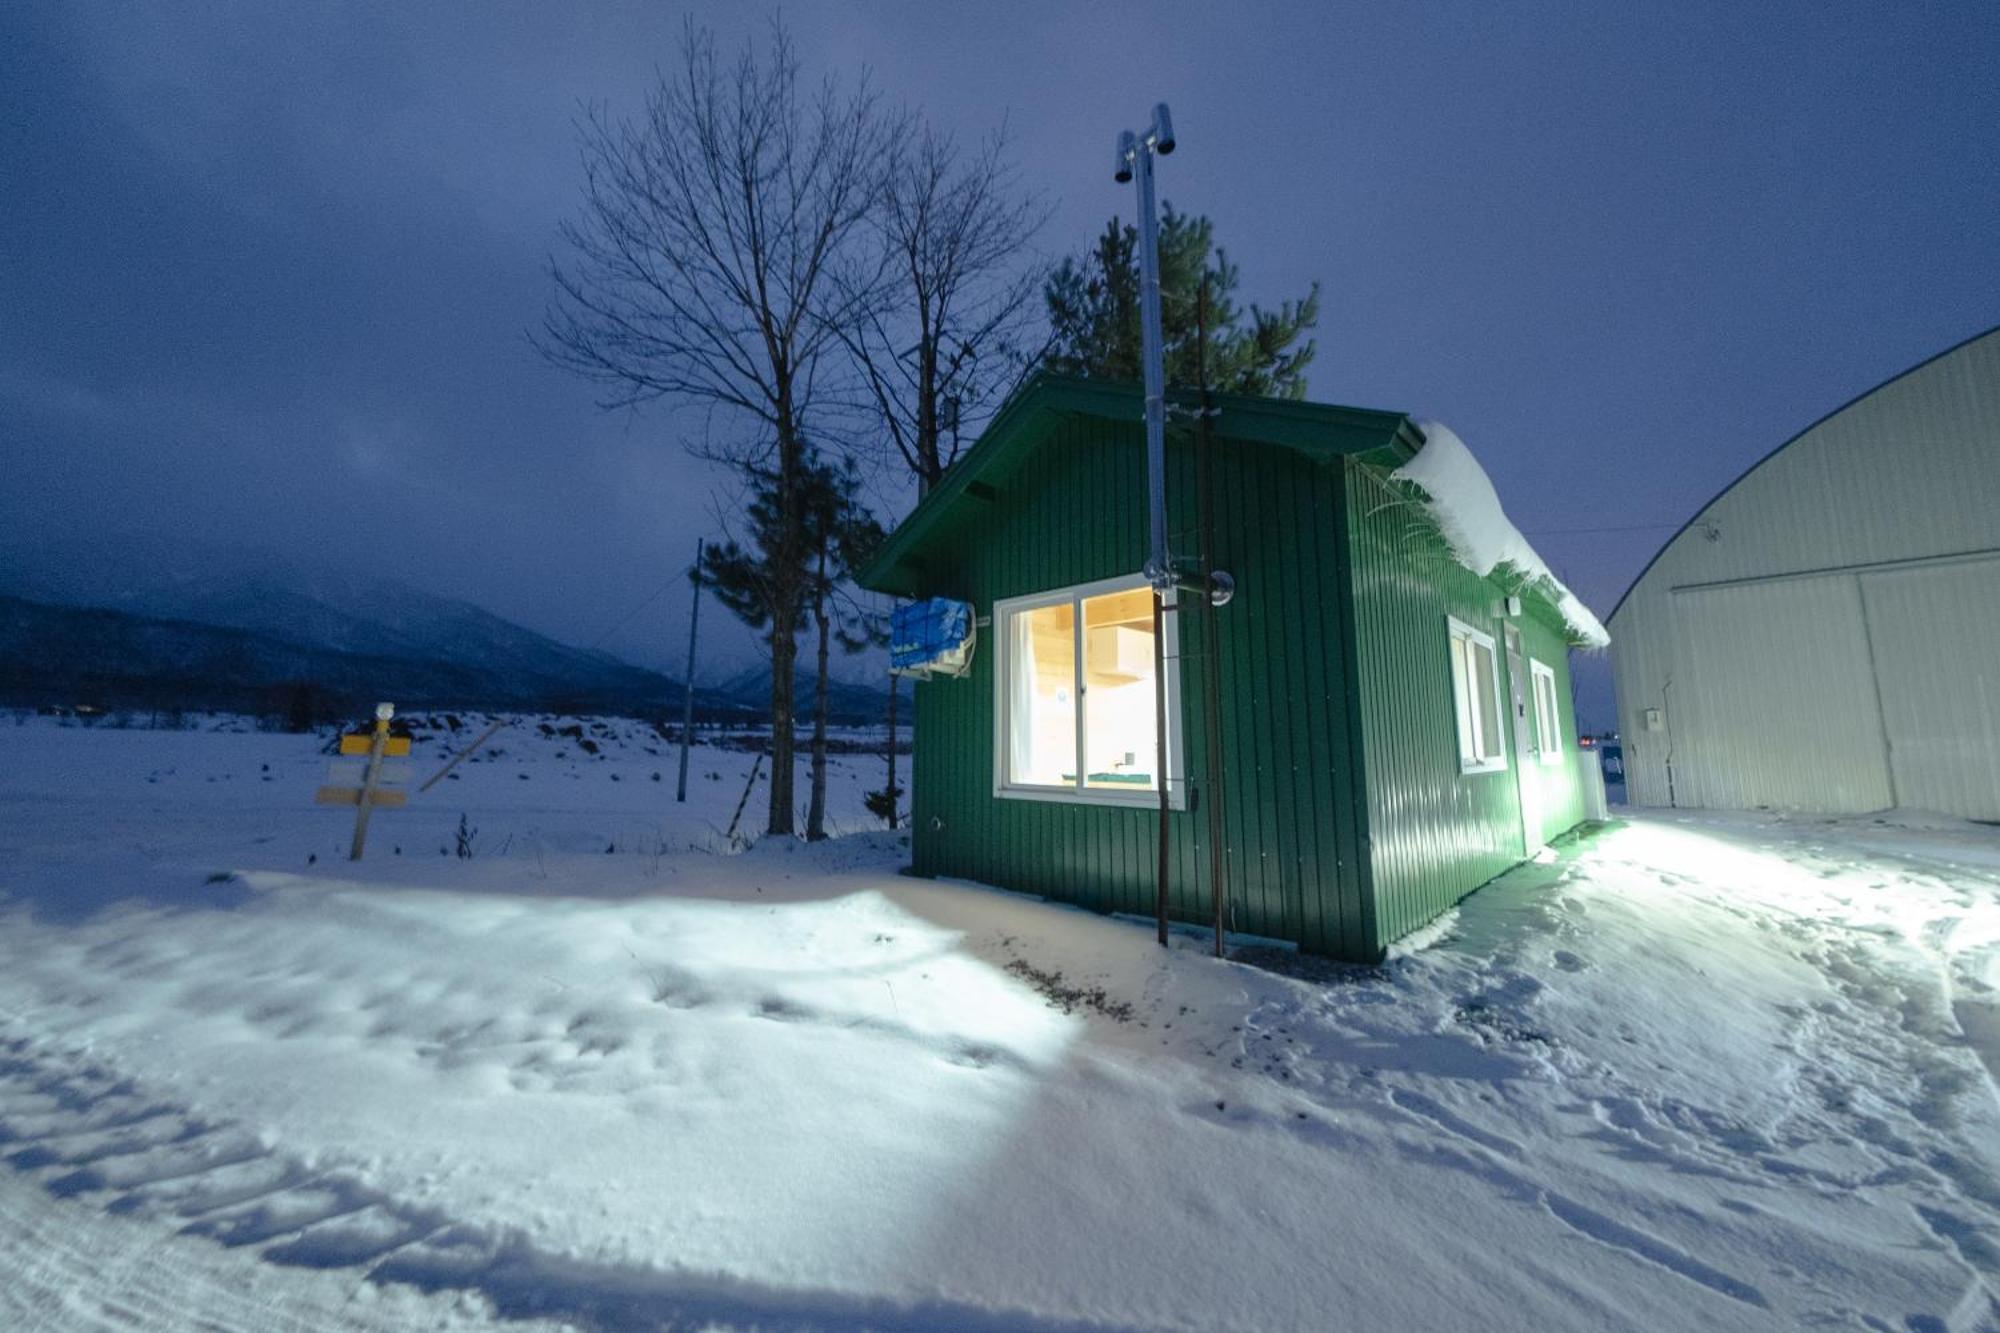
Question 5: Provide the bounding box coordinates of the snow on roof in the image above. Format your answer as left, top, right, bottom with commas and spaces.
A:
1392, 420, 1610, 648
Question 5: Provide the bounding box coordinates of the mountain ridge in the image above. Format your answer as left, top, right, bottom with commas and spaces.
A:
0, 542, 891, 723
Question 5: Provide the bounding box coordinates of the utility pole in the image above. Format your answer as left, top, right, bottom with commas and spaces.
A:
676, 538, 704, 803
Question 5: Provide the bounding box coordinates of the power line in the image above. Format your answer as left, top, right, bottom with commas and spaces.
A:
577, 564, 693, 655
1521, 521, 1684, 537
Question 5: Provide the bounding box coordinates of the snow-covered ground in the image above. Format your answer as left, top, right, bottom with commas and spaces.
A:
4, 714, 2000, 1330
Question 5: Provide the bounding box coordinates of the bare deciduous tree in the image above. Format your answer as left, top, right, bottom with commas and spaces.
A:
841, 124, 1048, 493
538, 21, 893, 836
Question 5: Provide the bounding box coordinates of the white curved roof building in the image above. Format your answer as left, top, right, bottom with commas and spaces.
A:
1610, 326, 2000, 819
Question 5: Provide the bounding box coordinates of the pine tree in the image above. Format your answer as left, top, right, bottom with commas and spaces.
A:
703, 455, 885, 841
1042, 205, 1320, 398
802, 458, 886, 841
700, 473, 801, 667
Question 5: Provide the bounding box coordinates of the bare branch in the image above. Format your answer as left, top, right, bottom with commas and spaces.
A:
835, 117, 1051, 490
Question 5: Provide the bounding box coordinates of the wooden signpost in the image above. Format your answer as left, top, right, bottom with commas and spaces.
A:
316, 702, 409, 860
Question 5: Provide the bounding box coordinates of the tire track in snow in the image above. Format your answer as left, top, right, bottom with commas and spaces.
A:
0, 1030, 1163, 1333
0, 1033, 448, 1273
0, 1120, 513, 1332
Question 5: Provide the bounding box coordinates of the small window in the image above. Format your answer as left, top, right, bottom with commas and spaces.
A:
995, 575, 1182, 807
1530, 659, 1563, 765
1447, 618, 1506, 774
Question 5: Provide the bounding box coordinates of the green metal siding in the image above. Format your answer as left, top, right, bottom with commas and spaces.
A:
908, 412, 1372, 958
895, 400, 1597, 963
1341, 458, 1592, 949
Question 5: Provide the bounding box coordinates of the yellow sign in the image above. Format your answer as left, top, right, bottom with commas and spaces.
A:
340, 733, 411, 757
316, 786, 408, 808
325, 759, 410, 788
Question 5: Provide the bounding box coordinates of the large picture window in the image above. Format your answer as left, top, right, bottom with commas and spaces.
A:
1447, 617, 1507, 774
995, 575, 1182, 807
1530, 658, 1563, 764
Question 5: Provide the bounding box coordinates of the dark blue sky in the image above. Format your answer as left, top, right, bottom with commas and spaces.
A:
4, 3, 1996, 726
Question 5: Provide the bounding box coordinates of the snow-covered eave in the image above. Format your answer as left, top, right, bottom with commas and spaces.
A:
1390, 420, 1611, 649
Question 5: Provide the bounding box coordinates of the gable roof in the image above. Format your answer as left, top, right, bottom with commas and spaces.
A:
856, 373, 1420, 597
855, 372, 1607, 647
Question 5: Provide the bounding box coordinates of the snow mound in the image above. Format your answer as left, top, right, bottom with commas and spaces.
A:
1384, 906, 1459, 959
9, 720, 2000, 1329
1393, 420, 1610, 647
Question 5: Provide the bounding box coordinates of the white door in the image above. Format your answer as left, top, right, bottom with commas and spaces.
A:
1504, 625, 1539, 853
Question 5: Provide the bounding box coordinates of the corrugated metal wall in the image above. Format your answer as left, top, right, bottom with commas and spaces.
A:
1341, 460, 1590, 947
1611, 327, 2000, 819
908, 413, 1374, 959
1666, 574, 1894, 810
1863, 558, 2000, 812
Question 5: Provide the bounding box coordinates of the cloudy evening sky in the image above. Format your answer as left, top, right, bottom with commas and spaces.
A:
4, 2, 1996, 726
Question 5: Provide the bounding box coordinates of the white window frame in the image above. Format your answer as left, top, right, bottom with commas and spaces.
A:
1530, 658, 1563, 766
992, 573, 1185, 810
1447, 616, 1508, 775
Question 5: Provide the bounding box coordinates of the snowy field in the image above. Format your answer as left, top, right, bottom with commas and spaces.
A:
4, 715, 2000, 1330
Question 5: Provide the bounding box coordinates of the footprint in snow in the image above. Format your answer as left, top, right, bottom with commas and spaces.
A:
650, 983, 709, 1011
1389, 1087, 1525, 1160
942, 1042, 1001, 1070
753, 996, 809, 1023
1541, 1190, 1768, 1308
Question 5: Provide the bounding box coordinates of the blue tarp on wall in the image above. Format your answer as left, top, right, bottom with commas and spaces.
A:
890, 598, 975, 677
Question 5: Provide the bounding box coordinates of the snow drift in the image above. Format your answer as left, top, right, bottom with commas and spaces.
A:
8, 716, 2000, 1330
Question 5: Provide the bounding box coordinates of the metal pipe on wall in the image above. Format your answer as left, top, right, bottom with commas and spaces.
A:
1118, 106, 1179, 950
1196, 279, 1229, 957
1117, 107, 1175, 598
1136, 142, 1169, 595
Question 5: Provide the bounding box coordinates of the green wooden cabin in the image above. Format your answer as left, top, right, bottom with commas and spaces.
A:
857, 375, 1607, 961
